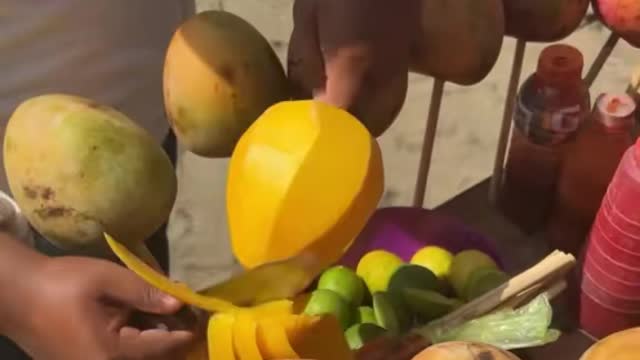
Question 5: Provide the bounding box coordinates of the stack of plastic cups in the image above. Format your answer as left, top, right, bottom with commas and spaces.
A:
581, 138, 640, 338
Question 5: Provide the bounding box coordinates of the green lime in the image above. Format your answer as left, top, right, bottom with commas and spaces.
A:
344, 323, 388, 350
464, 268, 510, 301
387, 264, 440, 295
401, 288, 460, 322
372, 292, 411, 335
410, 246, 454, 279
449, 250, 498, 298
304, 289, 355, 330
356, 306, 378, 325
317, 265, 366, 306
356, 250, 404, 293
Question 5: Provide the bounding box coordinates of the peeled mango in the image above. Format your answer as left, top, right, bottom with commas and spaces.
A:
593, 0, 640, 47
412, 341, 522, 360
410, 0, 505, 86
163, 10, 290, 158
227, 100, 384, 270
287, 0, 415, 137
580, 327, 640, 360
106, 233, 353, 360
503, 0, 590, 42
4, 95, 176, 256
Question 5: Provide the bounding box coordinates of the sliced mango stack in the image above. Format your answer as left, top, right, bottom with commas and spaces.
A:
106, 234, 354, 360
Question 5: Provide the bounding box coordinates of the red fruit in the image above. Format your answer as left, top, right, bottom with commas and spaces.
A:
593, 0, 640, 47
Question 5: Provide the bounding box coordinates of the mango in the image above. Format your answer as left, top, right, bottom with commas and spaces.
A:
163, 10, 290, 158
208, 314, 236, 360
410, 0, 505, 86
287, 0, 415, 137
581, 327, 640, 360
4, 95, 176, 257
413, 341, 522, 360
227, 100, 384, 270
593, 0, 640, 47
503, 0, 589, 42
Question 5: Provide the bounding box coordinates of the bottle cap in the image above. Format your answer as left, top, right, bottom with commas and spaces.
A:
536, 44, 584, 86
594, 93, 636, 131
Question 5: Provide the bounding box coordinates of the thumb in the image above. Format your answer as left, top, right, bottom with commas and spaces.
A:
100, 263, 183, 315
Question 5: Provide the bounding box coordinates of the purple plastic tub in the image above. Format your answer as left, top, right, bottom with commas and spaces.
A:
338, 207, 503, 269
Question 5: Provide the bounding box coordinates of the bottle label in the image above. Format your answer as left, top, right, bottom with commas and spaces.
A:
514, 96, 585, 145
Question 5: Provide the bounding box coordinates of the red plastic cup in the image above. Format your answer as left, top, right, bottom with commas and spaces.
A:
582, 265, 640, 310
591, 219, 640, 267
580, 290, 640, 339
584, 252, 640, 299
597, 196, 640, 254
586, 233, 640, 283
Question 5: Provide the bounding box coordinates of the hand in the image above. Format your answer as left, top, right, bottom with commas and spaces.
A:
9, 256, 199, 360
287, 0, 420, 136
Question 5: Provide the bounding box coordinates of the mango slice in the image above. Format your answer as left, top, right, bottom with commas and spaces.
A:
285, 315, 355, 360
105, 233, 238, 313
233, 312, 264, 360
208, 314, 236, 360
256, 317, 299, 359
227, 100, 384, 271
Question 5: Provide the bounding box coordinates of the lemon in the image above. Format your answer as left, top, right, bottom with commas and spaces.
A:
356, 250, 404, 293
317, 265, 366, 306
410, 246, 454, 279
303, 289, 355, 330
449, 250, 498, 297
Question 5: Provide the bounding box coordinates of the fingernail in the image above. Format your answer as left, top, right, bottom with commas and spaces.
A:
160, 294, 181, 307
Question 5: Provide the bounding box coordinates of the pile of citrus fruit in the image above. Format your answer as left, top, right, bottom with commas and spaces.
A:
300, 246, 509, 350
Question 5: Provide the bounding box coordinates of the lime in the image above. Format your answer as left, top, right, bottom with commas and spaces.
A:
344, 323, 388, 350
304, 289, 355, 330
372, 292, 412, 335
317, 266, 366, 306
356, 250, 404, 293
356, 306, 378, 325
464, 268, 510, 301
401, 288, 460, 322
387, 264, 440, 295
449, 250, 498, 297
410, 246, 454, 279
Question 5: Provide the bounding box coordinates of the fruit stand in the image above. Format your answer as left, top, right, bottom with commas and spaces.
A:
5, 0, 640, 359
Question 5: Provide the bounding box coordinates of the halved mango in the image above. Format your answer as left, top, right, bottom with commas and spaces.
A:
233, 312, 264, 360
105, 233, 238, 313
256, 317, 299, 359
208, 314, 236, 360
227, 100, 384, 270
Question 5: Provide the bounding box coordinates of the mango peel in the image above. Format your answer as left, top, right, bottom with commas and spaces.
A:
106, 233, 353, 360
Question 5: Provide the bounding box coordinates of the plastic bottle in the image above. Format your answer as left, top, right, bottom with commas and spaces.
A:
499, 44, 591, 234
547, 93, 635, 255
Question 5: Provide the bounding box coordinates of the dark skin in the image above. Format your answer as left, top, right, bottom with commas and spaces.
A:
0, 233, 198, 360
0, 3, 418, 358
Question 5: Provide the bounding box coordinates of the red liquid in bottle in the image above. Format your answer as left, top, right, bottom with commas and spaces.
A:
581, 138, 640, 338
500, 44, 591, 234
547, 94, 635, 256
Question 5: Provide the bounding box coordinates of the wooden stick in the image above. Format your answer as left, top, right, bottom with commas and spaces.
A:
499, 279, 567, 310
489, 39, 527, 205
427, 250, 575, 331
413, 78, 446, 207
584, 32, 620, 88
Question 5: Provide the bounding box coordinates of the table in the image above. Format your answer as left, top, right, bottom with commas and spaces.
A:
435, 178, 596, 359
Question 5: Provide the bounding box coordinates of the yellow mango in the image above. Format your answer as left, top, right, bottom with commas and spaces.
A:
208, 314, 236, 360
4, 95, 176, 257
227, 100, 384, 270
256, 318, 299, 359
233, 312, 264, 360
163, 10, 290, 158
